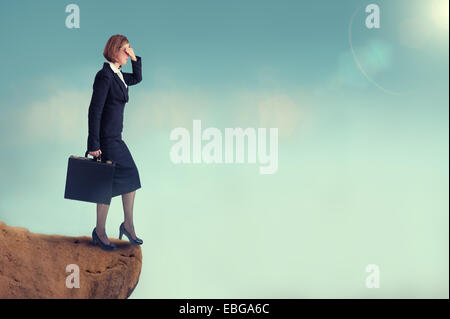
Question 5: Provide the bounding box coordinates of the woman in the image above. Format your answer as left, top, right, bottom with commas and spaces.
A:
87, 34, 143, 251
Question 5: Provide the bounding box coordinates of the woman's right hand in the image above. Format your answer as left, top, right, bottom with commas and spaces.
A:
88, 150, 102, 157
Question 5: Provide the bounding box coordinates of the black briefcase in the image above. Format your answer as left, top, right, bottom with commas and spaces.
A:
64, 151, 116, 204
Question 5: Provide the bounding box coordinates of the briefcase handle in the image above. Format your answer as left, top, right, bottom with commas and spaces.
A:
85, 150, 102, 162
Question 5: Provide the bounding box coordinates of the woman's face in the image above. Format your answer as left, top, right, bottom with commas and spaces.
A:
115, 42, 130, 66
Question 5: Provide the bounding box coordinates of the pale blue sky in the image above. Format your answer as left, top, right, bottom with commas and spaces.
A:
0, 0, 448, 298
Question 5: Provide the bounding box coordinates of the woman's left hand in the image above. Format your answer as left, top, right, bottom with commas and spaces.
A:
125, 46, 137, 61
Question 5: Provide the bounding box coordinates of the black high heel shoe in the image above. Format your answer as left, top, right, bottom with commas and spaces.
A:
92, 228, 116, 251
119, 222, 143, 246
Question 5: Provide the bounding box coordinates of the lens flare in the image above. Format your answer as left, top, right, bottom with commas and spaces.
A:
432, 0, 449, 30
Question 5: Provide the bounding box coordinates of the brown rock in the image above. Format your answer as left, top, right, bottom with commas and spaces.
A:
0, 221, 142, 299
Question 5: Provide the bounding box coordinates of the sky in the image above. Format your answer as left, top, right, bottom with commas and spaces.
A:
0, 0, 448, 298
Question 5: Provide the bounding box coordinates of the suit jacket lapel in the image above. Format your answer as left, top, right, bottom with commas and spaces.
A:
113, 73, 129, 102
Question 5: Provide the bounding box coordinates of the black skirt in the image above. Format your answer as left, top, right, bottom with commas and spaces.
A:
100, 135, 141, 202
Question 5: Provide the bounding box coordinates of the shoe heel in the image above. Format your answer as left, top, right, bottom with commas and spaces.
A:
119, 222, 143, 246
92, 229, 98, 245
92, 227, 116, 251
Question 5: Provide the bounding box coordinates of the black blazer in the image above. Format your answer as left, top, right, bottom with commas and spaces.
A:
87, 56, 142, 152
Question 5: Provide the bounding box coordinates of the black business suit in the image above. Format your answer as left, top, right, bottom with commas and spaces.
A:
87, 56, 142, 203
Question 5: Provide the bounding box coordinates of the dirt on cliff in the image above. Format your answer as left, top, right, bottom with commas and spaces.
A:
0, 221, 142, 299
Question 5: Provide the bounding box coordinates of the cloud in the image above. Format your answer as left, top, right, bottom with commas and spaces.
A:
5, 78, 313, 147
1, 88, 90, 147
125, 89, 218, 139
24, 90, 89, 143
127, 88, 312, 140
229, 90, 312, 139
